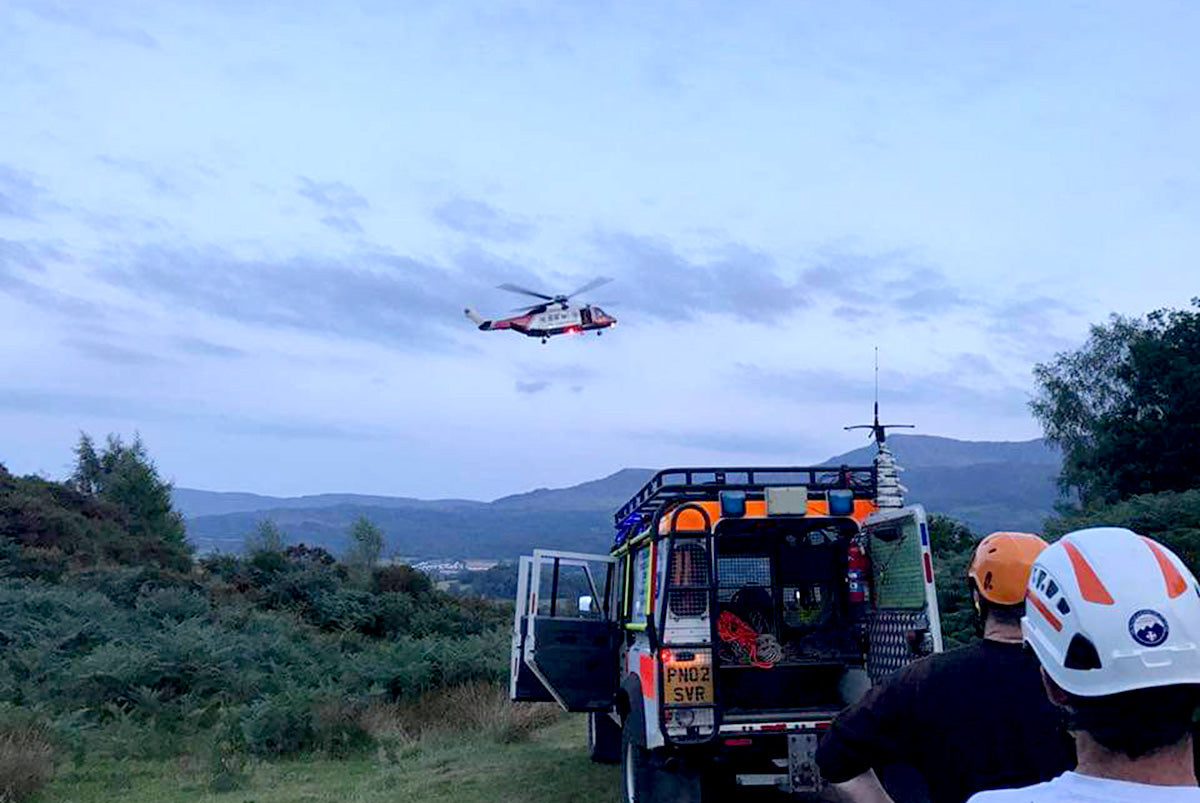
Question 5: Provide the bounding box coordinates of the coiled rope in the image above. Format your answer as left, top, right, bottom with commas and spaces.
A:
718, 610, 781, 668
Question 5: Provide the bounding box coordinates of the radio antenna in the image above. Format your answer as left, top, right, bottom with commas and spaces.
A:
845, 346, 915, 446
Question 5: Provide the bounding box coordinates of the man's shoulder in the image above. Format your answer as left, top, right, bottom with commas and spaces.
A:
901, 640, 992, 679
967, 779, 1056, 802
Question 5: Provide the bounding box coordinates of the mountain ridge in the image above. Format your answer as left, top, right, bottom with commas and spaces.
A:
178, 435, 1063, 558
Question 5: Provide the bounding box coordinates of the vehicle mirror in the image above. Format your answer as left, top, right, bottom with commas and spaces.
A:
578, 595, 593, 614
871, 525, 902, 543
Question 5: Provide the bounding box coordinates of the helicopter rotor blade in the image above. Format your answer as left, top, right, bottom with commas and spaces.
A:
497, 283, 554, 301
565, 276, 613, 299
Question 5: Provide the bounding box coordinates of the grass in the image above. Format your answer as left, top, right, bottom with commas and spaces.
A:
42, 715, 620, 803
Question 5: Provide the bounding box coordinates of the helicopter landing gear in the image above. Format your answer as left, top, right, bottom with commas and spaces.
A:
596, 331, 602, 337
541, 338, 548, 344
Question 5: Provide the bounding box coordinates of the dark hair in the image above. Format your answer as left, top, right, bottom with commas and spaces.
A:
968, 581, 1024, 633
986, 601, 1024, 626
1063, 685, 1200, 759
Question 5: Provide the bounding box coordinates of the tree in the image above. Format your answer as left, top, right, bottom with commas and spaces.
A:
927, 515, 979, 649
246, 518, 285, 555
68, 432, 190, 570
1044, 489, 1200, 575
1031, 300, 1200, 506
346, 515, 383, 571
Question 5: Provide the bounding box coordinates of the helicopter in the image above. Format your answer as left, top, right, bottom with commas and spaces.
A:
464, 277, 617, 343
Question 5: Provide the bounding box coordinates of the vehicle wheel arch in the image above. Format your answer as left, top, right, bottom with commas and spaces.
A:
619, 673, 645, 746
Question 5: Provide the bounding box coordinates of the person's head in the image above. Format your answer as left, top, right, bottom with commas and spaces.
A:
967, 531, 1048, 629
1023, 527, 1200, 759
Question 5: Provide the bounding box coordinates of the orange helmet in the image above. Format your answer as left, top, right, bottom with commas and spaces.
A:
968, 531, 1048, 605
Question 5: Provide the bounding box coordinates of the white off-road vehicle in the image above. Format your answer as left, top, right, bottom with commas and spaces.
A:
511, 454, 942, 801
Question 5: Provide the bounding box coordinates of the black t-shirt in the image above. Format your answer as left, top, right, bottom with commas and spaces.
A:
816, 639, 1075, 803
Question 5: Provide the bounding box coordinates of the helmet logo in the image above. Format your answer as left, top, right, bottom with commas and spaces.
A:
1129, 609, 1170, 647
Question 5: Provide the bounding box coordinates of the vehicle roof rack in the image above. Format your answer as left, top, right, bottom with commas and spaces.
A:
613, 465, 877, 531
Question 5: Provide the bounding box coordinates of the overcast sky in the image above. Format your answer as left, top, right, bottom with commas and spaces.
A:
2, 1, 1198, 500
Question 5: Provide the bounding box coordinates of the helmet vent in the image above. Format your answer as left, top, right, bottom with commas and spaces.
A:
1064, 634, 1102, 670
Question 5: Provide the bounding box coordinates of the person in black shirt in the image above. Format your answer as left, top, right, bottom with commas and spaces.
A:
816, 532, 1075, 803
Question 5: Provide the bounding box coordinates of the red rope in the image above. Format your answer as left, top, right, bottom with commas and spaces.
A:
718, 610, 774, 668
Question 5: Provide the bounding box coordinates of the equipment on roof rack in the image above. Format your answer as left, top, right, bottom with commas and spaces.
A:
613, 465, 877, 546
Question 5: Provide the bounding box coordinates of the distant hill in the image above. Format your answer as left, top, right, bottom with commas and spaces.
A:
826, 434, 1059, 469
178, 435, 1063, 558
490, 468, 655, 511
172, 488, 484, 518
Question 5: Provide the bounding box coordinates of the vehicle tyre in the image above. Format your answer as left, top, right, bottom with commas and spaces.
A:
657, 759, 706, 803
588, 711, 621, 764
620, 714, 657, 803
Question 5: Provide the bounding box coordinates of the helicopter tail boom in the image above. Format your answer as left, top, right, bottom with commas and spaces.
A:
464, 308, 491, 329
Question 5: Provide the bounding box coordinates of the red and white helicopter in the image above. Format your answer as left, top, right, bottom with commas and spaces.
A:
464, 277, 617, 343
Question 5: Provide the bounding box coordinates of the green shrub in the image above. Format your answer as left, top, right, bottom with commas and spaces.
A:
1046, 488, 1200, 572
311, 697, 373, 757
136, 587, 209, 622
241, 690, 313, 755
373, 565, 433, 597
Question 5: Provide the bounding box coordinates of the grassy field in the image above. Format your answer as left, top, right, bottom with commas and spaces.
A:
42, 715, 620, 803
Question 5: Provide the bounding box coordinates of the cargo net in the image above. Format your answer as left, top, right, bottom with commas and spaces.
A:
668, 541, 710, 618
867, 609, 931, 682
717, 556, 771, 602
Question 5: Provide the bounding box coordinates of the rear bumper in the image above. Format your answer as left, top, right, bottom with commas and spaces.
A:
718, 712, 835, 735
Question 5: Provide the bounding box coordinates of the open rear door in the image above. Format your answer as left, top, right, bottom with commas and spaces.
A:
862, 505, 944, 682
510, 550, 619, 711
511, 556, 554, 702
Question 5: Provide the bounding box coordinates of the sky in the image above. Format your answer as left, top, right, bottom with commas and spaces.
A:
2, 1, 1199, 500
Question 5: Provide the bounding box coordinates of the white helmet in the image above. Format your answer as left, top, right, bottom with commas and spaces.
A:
1023, 527, 1200, 697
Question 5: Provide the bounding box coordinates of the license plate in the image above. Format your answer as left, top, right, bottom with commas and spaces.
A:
663, 652, 713, 705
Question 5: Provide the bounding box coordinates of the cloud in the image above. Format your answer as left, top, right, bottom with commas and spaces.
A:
298, 177, 369, 234
25, 2, 158, 48
173, 336, 247, 359
631, 427, 821, 457
733, 360, 1029, 418
0, 238, 101, 317
986, 295, 1080, 359
0, 387, 381, 441
0, 165, 47, 219
62, 338, 162, 365
0, 239, 48, 273
433, 198, 535, 242
515, 380, 550, 394
517, 361, 595, 381
96, 244, 512, 350
799, 248, 979, 320
591, 232, 808, 322
318, 215, 363, 235
96, 155, 184, 197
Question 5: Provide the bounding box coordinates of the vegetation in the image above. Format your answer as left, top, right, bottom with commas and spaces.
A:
928, 514, 978, 649
4, 294, 1198, 801
0, 434, 522, 801
1044, 489, 1200, 569
1030, 298, 1200, 584
1032, 299, 1200, 506
42, 715, 616, 803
